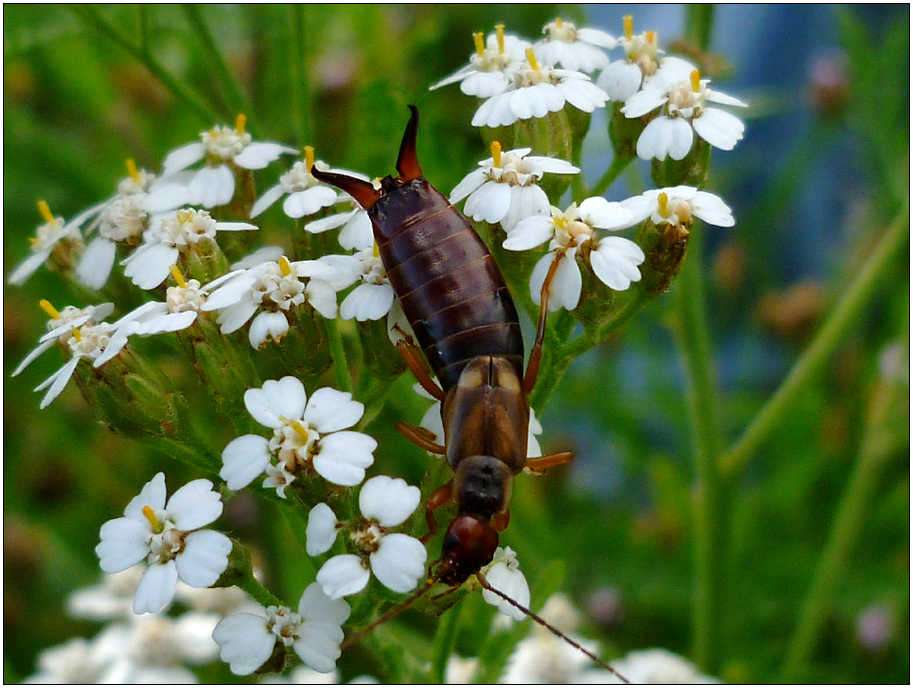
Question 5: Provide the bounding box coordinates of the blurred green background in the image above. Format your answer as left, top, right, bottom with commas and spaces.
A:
3, 4, 909, 683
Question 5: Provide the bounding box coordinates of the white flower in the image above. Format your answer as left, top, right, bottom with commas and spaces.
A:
250, 148, 358, 219
622, 68, 748, 161
200, 256, 339, 348
315, 475, 427, 598
534, 17, 617, 73
450, 143, 579, 232
430, 24, 531, 97
95, 473, 233, 615
594, 15, 672, 102
599, 648, 720, 684
472, 48, 609, 128
146, 114, 297, 211
220, 377, 377, 492
319, 248, 395, 322
75, 159, 162, 289
304, 201, 374, 251
8, 200, 88, 285
121, 207, 256, 289
480, 546, 530, 621
212, 583, 350, 676
503, 198, 644, 311
620, 185, 735, 229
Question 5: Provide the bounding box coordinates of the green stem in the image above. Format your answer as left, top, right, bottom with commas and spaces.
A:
181, 5, 253, 120
289, 5, 311, 147
325, 318, 352, 393
430, 603, 462, 683
720, 203, 910, 478
587, 152, 634, 201
68, 5, 219, 124
671, 226, 725, 672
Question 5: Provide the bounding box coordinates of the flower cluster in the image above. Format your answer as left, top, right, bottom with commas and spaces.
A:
9, 9, 747, 684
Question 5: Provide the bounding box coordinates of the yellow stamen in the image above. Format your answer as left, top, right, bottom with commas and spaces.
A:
126, 158, 140, 182
490, 141, 502, 168
623, 15, 633, 40
690, 69, 702, 93
373, 241, 380, 259
304, 146, 315, 171
169, 265, 187, 289
495, 24, 505, 53
525, 47, 540, 72
39, 299, 60, 320
555, 17, 564, 28
235, 113, 247, 135
291, 419, 311, 442
71, 327, 82, 343
646, 30, 657, 46
142, 505, 163, 532
279, 255, 293, 277
658, 192, 669, 218
473, 31, 485, 56
37, 200, 55, 225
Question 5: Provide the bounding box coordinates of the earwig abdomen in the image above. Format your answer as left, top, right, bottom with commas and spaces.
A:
371, 179, 523, 391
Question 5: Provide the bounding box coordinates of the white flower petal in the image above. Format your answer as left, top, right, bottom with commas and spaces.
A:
123, 242, 180, 289
590, 237, 645, 291
298, 581, 351, 628
249, 183, 286, 219
248, 311, 289, 348
312, 431, 376, 486
691, 191, 735, 227
133, 560, 179, 614
503, 216, 555, 251
96, 518, 150, 573
166, 478, 222, 531
339, 283, 395, 321
76, 237, 117, 290
304, 387, 364, 433
358, 475, 420, 527
692, 107, 745, 151
465, 180, 512, 225
220, 434, 272, 490
245, 377, 307, 427
162, 142, 207, 176
306, 279, 339, 319
37, 356, 80, 409
621, 86, 667, 118
370, 534, 427, 593
283, 187, 340, 219
124, 472, 168, 519
306, 503, 339, 556
233, 142, 298, 170
213, 612, 276, 676
449, 168, 487, 204
175, 530, 233, 587
316, 554, 371, 598
190, 165, 236, 208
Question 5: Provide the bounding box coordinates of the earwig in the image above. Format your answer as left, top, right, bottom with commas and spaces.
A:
312, 107, 625, 680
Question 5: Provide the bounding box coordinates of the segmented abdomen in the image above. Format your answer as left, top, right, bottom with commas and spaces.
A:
370, 179, 523, 391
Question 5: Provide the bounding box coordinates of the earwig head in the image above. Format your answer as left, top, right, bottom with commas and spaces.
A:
310, 105, 423, 210
435, 513, 500, 585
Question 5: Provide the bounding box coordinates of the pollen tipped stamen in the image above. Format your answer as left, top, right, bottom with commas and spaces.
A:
490, 141, 502, 168
126, 158, 140, 182
169, 265, 187, 289
525, 47, 541, 72
658, 192, 669, 218
473, 31, 485, 56
690, 69, 702, 93
291, 419, 311, 443
279, 256, 293, 277
235, 113, 247, 135
623, 15, 633, 40
142, 505, 164, 533
304, 146, 315, 172
71, 327, 82, 342
39, 299, 60, 320
495, 24, 506, 53
37, 200, 55, 225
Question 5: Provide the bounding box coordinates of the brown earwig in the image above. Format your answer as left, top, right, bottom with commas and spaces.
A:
312, 105, 575, 586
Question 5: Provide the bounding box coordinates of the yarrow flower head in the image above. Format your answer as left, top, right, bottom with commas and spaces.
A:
480, 546, 531, 620
430, 24, 532, 98
312, 475, 427, 598
95, 472, 233, 615
146, 114, 297, 211
220, 376, 377, 493
449, 142, 580, 232
200, 256, 338, 348
595, 14, 665, 102
249, 146, 354, 220
503, 197, 645, 311
318, 246, 395, 322
212, 582, 350, 676
8, 200, 87, 285
622, 68, 748, 161
121, 207, 257, 289
471, 48, 610, 128
621, 185, 736, 229
534, 17, 617, 73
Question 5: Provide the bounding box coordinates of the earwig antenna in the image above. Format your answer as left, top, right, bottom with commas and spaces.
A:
475, 573, 630, 684
340, 578, 436, 651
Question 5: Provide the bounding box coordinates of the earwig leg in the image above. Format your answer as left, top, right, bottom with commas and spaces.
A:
396, 421, 446, 454
395, 334, 446, 401
423, 482, 453, 542
525, 450, 574, 474
491, 509, 510, 532
523, 251, 565, 395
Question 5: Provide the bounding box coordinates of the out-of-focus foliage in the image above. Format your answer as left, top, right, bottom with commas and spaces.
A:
3, 4, 909, 684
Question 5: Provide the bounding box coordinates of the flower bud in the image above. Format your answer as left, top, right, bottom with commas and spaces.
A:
607, 101, 645, 161
182, 236, 231, 285
356, 317, 405, 381
635, 216, 691, 296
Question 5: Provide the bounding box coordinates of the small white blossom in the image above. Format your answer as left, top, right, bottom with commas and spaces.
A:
430, 24, 532, 97
220, 377, 377, 492
594, 15, 670, 102
503, 198, 644, 311
304, 200, 374, 251
450, 143, 579, 232
212, 583, 350, 676
315, 475, 427, 598
319, 248, 395, 322
600, 648, 720, 684
622, 68, 748, 161
620, 185, 735, 229
472, 48, 609, 128
534, 17, 617, 73
8, 200, 90, 285
95, 473, 233, 615
121, 207, 256, 289
481, 546, 530, 621
200, 256, 339, 348
146, 114, 297, 212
